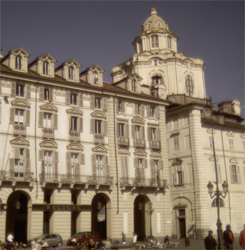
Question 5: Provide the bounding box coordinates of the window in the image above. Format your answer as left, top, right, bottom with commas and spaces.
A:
174, 136, 180, 151
151, 76, 163, 86
229, 139, 234, 151
209, 136, 213, 149
43, 61, 49, 75
147, 23, 151, 28
39, 112, 57, 130
186, 75, 194, 96
44, 151, 53, 179
173, 165, 184, 185
71, 153, 79, 178
118, 100, 124, 113
230, 165, 241, 184
70, 93, 77, 105
15, 109, 24, 124
119, 123, 124, 137
96, 155, 103, 177
154, 60, 157, 66
132, 80, 136, 92
93, 72, 98, 84
95, 120, 102, 134
91, 155, 109, 181
135, 126, 141, 139
95, 97, 101, 109
151, 35, 159, 49
135, 104, 144, 116
138, 41, 142, 53
212, 163, 222, 183
14, 148, 24, 178
167, 36, 172, 49
150, 128, 156, 141
69, 67, 74, 80
120, 156, 128, 182
16, 84, 24, 97
71, 116, 78, 131
91, 118, 107, 136
135, 158, 147, 184
43, 113, 52, 128
150, 160, 161, 184
212, 198, 224, 207
15, 55, 22, 70
44, 88, 50, 101
150, 106, 155, 117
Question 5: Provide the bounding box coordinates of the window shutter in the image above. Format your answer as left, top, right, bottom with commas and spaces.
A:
49, 88, 53, 102
11, 82, 16, 96
131, 125, 135, 138
25, 149, 30, 159
90, 95, 95, 109
122, 101, 125, 113
41, 160, 45, 175
103, 98, 107, 111
237, 166, 241, 183
90, 119, 95, 134
181, 171, 185, 184
54, 152, 58, 180
148, 127, 151, 141
25, 149, 30, 173
79, 154, 85, 165
103, 120, 107, 135
135, 168, 140, 179
91, 155, 96, 177
140, 105, 144, 117
173, 170, 177, 185
125, 124, 129, 138
121, 157, 127, 178
26, 84, 31, 99
66, 152, 71, 162
150, 164, 155, 180
10, 108, 15, 123
14, 148, 20, 158
159, 160, 164, 169
75, 163, 80, 176
39, 87, 44, 101
155, 106, 160, 119
53, 113, 58, 130
103, 156, 110, 180
134, 104, 138, 115
66, 152, 71, 179
134, 158, 138, 168
140, 126, 145, 139
78, 93, 83, 107
79, 117, 83, 133
39, 150, 44, 161
65, 91, 70, 105
117, 123, 120, 137
39, 112, 44, 128
25, 110, 30, 126
230, 165, 235, 184
140, 167, 145, 179
143, 159, 148, 168
147, 105, 150, 118
9, 159, 15, 177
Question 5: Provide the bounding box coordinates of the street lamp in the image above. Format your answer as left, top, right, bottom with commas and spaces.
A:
146, 202, 155, 238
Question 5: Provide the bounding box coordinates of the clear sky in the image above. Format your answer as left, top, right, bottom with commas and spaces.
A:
1, 1, 244, 117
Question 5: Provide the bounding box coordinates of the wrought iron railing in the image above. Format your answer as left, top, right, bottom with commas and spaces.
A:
69, 130, 80, 141
0, 171, 34, 181
134, 139, 145, 148
118, 136, 129, 146
120, 177, 167, 188
149, 140, 161, 149
42, 128, 54, 139
13, 124, 26, 136
94, 134, 105, 144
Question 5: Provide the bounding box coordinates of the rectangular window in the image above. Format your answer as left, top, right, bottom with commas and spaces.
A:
135, 126, 140, 139
44, 151, 53, 179
43, 113, 52, 128
151, 128, 156, 141
16, 84, 24, 97
71, 116, 78, 131
151, 35, 159, 48
15, 109, 24, 124
209, 136, 213, 149
173, 166, 184, 185
70, 93, 77, 105
174, 137, 180, 151
212, 163, 222, 183
229, 139, 234, 151
71, 153, 78, 178
119, 123, 124, 137
132, 80, 136, 92
95, 97, 101, 109
150, 106, 155, 117
167, 36, 172, 49
14, 148, 24, 178
95, 120, 102, 134
230, 165, 241, 184
96, 155, 103, 177
44, 88, 49, 101
118, 100, 124, 112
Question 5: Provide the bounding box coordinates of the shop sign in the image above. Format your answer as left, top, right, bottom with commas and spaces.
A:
32, 204, 91, 211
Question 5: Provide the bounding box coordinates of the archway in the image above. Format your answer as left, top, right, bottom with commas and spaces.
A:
134, 195, 150, 241
91, 193, 110, 240
6, 191, 31, 243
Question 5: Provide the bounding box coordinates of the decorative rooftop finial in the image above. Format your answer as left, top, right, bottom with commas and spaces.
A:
150, 8, 157, 16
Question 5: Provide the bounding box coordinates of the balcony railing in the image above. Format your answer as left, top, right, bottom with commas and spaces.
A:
39, 173, 58, 184
42, 128, 54, 139
0, 171, 34, 182
13, 124, 26, 136
149, 140, 161, 149
134, 139, 145, 148
118, 136, 129, 146
94, 134, 105, 144
69, 130, 80, 141
120, 177, 167, 188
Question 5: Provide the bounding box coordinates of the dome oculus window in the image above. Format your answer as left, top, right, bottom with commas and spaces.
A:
186, 75, 194, 96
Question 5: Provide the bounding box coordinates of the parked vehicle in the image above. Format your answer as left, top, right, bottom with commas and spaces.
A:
67, 231, 100, 247
27, 234, 63, 247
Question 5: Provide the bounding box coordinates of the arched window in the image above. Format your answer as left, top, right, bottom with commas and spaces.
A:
186, 75, 194, 96
151, 35, 159, 49
151, 75, 163, 87
43, 61, 49, 75
69, 67, 74, 80
212, 198, 224, 207
92, 72, 98, 84
15, 55, 22, 70
167, 36, 172, 49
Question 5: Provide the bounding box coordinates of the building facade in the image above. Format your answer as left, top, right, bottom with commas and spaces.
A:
0, 8, 244, 243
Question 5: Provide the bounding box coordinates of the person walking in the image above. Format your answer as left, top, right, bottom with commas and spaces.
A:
132, 233, 137, 244
240, 224, 245, 249
204, 230, 217, 250
223, 224, 234, 250
121, 233, 126, 244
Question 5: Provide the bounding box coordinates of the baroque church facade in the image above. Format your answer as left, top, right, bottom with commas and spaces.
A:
0, 8, 244, 243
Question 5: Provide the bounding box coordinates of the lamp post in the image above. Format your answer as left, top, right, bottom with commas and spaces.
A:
146, 202, 155, 238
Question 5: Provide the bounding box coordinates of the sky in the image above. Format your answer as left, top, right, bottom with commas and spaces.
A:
1, 1, 244, 117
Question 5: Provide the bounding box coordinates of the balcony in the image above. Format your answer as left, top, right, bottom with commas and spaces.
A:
149, 140, 161, 150
0, 171, 34, 186
13, 124, 26, 136
42, 128, 54, 139
94, 134, 105, 144
134, 139, 145, 148
39, 173, 58, 185
118, 136, 129, 146
69, 130, 80, 141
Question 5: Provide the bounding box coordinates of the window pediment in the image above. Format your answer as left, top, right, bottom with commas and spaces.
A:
66, 142, 84, 152
91, 110, 106, 119
66, 107, 83, 116
209, 156, 220, 162
10, 135, 29, 146
171, 158, 182, 166
40, 103, 58, 112
134, 149, 147, 157
11, 98, 30, 108
150, 152, 162, 158
132, 116, 145, 124
90, 64, 105, 74
229, 158, 238, 164
39, 54, 56, 63
240, 134, 245, 139
11, 48, 30, 57
92, 144, 108, 154
227, 131, 234, 137
64, 59, 81, 68
40, 139, 58, 149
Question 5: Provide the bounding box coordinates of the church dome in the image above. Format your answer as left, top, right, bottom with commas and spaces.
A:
141, 8, 169, 34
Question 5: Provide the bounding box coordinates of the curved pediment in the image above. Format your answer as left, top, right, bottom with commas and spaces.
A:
171, 158, 182, 166
11, 98, 30, 108
91, 110, 106, 119
10, 135, 29, 146
131, 116, 145, 124
40, 139, 58, 149
66, 107, 83, 115
134, 148, 147, 157
240, 133, 245, 139
92, 144, 108, 153
227, 131, 234, 137
209, 156, 220, 162
66, 142, 84, 151
229, 158, 238, 164
40, 103, 58, 112
89, 64, 105, 73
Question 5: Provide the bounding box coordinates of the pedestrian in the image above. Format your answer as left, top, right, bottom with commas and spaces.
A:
104, 238, 112, 250
204, 230, 217, 250
7, 233, 14, 243
223, 224, 234, 250
88, 239, 95, 250
164, 235, 171, 248
121, 233, 126, 244
132, 233, 137, 244
239, 224, 245, 249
